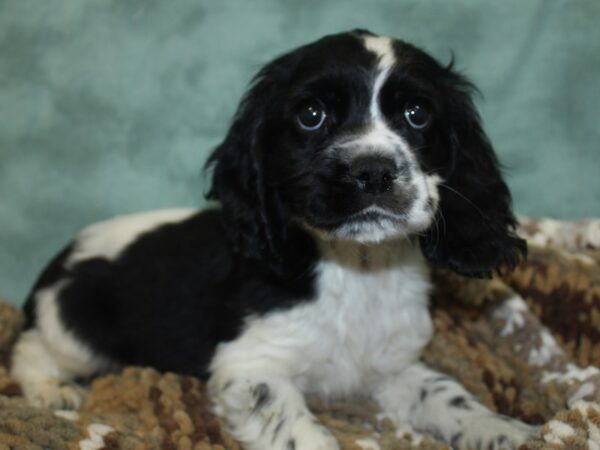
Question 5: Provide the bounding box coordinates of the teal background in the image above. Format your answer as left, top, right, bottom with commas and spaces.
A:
1, 1, 599, 306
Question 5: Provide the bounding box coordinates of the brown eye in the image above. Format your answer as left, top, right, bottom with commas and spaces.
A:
297, 100, 327, 131
404, 101, 430, 129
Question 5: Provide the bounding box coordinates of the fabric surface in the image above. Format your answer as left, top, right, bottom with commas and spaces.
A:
1, 217, 600, 449
1, 0, 599, 305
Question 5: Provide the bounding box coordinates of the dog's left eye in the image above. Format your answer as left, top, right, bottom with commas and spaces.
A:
296, 100, 327, 131
404, 101, 430, 129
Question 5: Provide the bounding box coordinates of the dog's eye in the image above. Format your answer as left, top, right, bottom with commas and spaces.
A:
404, 101, 430, 129
296, 100, 327, 131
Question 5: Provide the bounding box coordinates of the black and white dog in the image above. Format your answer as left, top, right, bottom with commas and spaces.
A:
11, 30, 535, 449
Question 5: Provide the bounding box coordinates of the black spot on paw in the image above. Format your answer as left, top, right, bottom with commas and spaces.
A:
495, 434, 509, 446
420, 387, 428, 401
272, 418, 285, 444
448, 396, 471, 410
428, 375, 450, 383
432, 385, 447, 394
252, 383, 272, 411
450, 432, 463, 446
287, 438, 296, 450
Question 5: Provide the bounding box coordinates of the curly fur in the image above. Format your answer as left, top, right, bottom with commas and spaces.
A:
11, 30, 530, 450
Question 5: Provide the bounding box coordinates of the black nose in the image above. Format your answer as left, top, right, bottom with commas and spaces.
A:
349, 156, 398, 195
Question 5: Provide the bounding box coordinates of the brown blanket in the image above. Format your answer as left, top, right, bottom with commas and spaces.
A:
1, 217, 599, 450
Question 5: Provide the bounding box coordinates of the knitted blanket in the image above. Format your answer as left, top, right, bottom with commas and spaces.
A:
1, 217, 599, 450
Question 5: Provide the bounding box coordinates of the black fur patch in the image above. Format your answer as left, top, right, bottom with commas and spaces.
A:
450, 432, 463, 446
431, 385, 447, 394
252, 383, 272, 411
448, 396, 471, 410
272, 418, 286, 444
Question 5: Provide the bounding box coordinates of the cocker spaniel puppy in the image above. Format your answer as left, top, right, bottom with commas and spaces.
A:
11, 30, 535, 449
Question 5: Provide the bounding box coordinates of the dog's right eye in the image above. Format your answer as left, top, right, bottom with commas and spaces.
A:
296, 100, 327, 131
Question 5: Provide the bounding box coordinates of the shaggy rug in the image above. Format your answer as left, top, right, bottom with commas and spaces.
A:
1, 217, 599, 450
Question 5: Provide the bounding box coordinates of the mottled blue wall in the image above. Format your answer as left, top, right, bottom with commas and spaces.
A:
1, 0, 599, 305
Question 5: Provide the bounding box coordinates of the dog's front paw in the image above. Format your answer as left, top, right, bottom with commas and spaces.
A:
23, 378, 86, 409
281, 416, 339, 450
452, 413, 537, 450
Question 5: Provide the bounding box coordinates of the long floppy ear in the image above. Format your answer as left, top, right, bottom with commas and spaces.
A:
205, 68, 288, 274
420, 69, 526, 278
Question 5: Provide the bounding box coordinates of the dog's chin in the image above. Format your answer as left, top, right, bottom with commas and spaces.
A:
306, 207, 433, 244
329, 218, 408, 243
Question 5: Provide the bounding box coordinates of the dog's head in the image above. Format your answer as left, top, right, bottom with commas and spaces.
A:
207, 30, 525, 277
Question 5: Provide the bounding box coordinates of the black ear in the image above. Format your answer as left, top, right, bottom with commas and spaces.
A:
205, 68, 288, 274
420, 69, 526, 278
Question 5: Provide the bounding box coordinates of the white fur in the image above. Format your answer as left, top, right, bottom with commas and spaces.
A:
10, 281, 110, 408
363, 35, 396, 72
209, 237, 536, 449
363, 35, 397, 147
209, 239, 432, 449
375, 363, 536, 448
67, 208, 197, 267
210, 238, 432, 395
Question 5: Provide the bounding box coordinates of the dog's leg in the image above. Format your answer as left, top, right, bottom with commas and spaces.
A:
374, 362, 537, 450
11, 329, 91, 409
209, 372, 339, 450
209, 328, 341, 450
10, 283, 108, 409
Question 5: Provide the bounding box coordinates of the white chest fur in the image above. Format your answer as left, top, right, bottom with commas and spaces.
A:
304, 239, 433, 394
210, 238, 433, 398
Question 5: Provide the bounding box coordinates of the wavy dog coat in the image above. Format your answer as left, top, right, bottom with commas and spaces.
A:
11, 30, 534, 450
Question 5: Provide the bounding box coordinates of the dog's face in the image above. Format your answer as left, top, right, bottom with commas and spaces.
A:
261, 32, 442, 243
208, 30, 526, 277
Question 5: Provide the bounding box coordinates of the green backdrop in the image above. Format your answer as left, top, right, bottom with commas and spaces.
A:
1, 0, 599, 306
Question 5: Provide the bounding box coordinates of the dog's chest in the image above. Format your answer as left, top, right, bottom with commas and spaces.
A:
213, 240, 433, 396
296, 240, 434, 393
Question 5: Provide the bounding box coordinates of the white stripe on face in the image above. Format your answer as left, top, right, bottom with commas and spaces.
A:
363, 35, 396, 122
334, 35, 406, 162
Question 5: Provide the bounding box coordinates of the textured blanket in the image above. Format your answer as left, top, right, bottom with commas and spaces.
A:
1, 217, 599, 450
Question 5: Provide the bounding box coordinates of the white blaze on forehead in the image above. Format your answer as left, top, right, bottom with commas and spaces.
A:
363, 35, 396, 70
362, 35, 396, 124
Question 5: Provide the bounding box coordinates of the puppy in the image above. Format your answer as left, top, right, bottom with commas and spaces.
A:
11, 30, 535, 449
